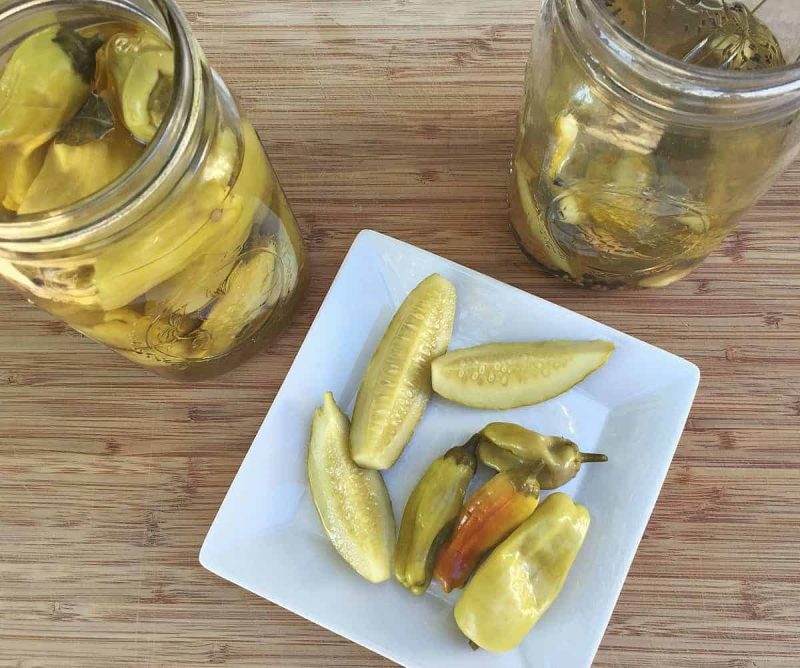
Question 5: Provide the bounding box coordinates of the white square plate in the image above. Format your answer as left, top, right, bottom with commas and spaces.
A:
200, 230, 699, 668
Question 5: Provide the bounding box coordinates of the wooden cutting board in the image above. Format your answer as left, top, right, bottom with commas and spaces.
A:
1, 1, 799, 665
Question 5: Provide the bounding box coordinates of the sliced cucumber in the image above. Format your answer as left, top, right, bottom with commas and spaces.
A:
431, 340, 614, 409
307, 392, 395, 583
350, 274, 457, 470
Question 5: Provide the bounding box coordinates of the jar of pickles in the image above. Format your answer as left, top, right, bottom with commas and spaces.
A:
0, 0, 307, 379
511, 0, 800, 288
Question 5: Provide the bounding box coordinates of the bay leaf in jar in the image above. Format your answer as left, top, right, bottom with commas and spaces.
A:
54, 93, 116, 146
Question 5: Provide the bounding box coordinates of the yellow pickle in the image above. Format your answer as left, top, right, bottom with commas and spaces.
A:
0, 6, 307, 380
454, 492, 590, 652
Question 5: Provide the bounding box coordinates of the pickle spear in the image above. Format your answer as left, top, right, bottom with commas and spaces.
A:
432, 341, 614, 409
350, 274, 456, 470
308, 393, 396, 583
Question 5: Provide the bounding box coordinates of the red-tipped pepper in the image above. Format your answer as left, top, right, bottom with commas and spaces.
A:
434, 465, 540, 592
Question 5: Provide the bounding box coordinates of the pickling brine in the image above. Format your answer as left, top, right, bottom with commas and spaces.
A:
0, 2, 306, 380
511, 0, 800, 288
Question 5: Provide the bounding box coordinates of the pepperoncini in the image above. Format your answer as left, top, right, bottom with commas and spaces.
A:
477, 422, 607, 489
0, 26, 96, 211
101, 31, 174, 143
394, 436, 477, 595
433, 465, 540, 593
454, 493, 590, 652
19, 127, 143, 214
90, 122, 252, 311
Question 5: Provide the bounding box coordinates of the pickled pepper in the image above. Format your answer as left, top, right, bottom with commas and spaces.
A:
19, 127, 143, 214
434, 465, 540, 593
394, 436, 477, 595
0, 26, 96, 211
477, 422, 607, 489
454, 493, 590, 652
101, 31, 174, 143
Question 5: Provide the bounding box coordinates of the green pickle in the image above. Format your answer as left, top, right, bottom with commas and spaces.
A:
511, 0, 792, 289
0, 20, 305, 378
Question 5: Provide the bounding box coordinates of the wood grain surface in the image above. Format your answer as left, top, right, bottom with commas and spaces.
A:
2, 1, 799, 666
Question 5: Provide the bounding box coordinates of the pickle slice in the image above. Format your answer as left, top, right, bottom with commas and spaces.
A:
307, 392, 395, 583
350, 274, 457, 470
546, 113, 578, 182
431, 341, 614, 409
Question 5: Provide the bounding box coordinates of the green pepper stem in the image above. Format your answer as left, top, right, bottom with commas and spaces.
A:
443, 434, 481, 469
579, 452, 608, 463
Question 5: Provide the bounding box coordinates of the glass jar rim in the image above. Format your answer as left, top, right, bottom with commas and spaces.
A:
567, 0, 800, 124
0, 0, 204, 250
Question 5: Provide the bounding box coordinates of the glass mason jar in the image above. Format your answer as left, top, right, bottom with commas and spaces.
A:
511, 0, 800, 289
0, 0, 307, 380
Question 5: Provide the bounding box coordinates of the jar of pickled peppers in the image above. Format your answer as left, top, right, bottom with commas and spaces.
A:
0, 0, 307, 380
511, 0, 800, 288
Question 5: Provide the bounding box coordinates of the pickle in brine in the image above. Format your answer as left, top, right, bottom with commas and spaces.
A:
308, 393, 395, 583
432, 341, 614, 409
90, 123, 245, 311
350, 274, 457, 470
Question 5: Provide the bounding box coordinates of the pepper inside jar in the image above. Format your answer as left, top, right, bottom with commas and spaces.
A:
0, 5, 306, 380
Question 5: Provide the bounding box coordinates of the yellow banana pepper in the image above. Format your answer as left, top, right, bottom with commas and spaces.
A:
0, 26, 95, 210
454, 493, 590, 652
